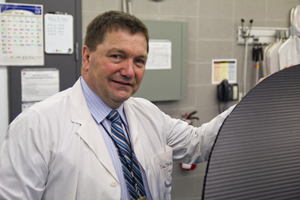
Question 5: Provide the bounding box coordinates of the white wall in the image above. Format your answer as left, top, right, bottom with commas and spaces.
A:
0, 0, 8, 148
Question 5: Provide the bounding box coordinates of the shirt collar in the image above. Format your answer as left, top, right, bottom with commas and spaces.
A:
80, 77, 128, 126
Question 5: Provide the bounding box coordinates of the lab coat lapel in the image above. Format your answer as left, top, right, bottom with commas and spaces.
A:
124, 101, 149, 171
69, 79, 118, 181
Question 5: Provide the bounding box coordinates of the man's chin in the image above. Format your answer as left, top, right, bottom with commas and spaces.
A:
113, 93, 132, 103
111, 88, 139, 102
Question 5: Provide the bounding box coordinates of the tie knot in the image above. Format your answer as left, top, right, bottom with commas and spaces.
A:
107, 110, 121, 123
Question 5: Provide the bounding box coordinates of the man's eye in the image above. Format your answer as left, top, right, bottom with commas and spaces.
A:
112, 55, 121, 59
136, 59, 145, 64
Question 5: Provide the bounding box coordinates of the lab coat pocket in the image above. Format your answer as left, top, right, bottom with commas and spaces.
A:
153, 145, 173, 194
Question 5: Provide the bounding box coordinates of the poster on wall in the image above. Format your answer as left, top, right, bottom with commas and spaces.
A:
21, 68, 59, 102
212, 59, 237, 84
0, 3, 44, 66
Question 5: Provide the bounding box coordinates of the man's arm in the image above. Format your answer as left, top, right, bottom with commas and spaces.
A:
166, 105, 235, 164
0, 109, 50, 200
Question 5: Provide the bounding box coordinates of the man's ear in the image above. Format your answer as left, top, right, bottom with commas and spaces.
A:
82, 45, 90, 71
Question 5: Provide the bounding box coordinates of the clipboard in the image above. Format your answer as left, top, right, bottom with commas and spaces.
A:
44, 13, 73, 54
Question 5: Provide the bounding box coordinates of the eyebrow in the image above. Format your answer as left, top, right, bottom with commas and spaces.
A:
106, 48, 147, 59
106, 48, 126, 55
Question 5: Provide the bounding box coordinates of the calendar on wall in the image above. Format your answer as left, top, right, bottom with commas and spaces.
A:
0, 3, 44, 66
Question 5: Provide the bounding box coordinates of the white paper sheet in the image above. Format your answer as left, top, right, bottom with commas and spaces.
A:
21, 102, 36, 111
21, 68, 59, 102
212, 59, 237, 84
146, 39, 172, 70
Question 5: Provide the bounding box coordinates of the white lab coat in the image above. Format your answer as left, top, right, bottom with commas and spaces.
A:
0, 79, 234, 200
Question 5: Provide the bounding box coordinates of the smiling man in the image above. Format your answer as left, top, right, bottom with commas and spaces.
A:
81, 28, 147, 109
0, 11, 234, 200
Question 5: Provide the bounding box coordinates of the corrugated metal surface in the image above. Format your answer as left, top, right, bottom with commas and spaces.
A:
202, 65, 300, 200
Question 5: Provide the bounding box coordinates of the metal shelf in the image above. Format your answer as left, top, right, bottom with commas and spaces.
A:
237, 26, 289, 45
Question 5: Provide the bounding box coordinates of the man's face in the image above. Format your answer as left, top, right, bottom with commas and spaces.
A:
82, 29, 148, 109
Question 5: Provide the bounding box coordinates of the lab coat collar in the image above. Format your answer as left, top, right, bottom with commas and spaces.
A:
69, 79, 119, 182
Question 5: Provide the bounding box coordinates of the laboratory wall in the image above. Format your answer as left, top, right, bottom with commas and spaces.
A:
82, 0, 300, 199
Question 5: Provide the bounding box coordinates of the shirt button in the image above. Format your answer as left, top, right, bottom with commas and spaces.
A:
110, 181, 117, 188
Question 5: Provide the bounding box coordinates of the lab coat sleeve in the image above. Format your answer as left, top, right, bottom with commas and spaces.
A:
166, 105, 235, 164
0, 109, 51, 200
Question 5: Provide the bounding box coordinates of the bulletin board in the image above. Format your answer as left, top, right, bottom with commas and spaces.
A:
7, 0, 82, 122
0, 3, 44, 66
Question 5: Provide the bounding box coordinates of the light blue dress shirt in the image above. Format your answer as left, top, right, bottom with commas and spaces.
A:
80, 77, 152, 200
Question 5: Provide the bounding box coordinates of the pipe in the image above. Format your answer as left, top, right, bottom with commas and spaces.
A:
243, 36, 248, 97
122, 0, 127, 13
128, 0, 132, 15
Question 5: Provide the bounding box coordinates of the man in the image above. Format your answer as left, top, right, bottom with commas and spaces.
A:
0, 11, 234, 200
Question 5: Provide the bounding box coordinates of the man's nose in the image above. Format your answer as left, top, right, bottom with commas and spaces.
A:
120, 60, 134, 78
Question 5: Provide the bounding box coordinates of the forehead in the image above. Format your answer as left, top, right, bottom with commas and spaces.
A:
101, 29, 148, 54
102, 28, 148, 50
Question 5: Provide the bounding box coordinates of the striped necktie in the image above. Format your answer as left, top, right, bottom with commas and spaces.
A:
107, 110, 146, 200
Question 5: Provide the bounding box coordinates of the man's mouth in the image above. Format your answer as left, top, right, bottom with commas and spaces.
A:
113, 80, 132, 86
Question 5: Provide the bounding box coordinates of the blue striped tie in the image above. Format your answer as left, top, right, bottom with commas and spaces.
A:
107, 110, 146, 200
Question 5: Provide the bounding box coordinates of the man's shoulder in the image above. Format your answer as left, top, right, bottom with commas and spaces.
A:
30, 88, 72, 112
9, 87, 74, 131
125, 97, 164, 116
126, 97, 154, 108
30, 78, 81, 114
